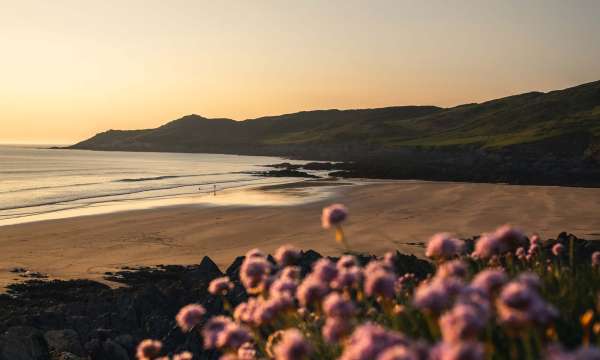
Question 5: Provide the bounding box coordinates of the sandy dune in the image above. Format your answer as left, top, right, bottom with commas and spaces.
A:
1, 180, 599, 288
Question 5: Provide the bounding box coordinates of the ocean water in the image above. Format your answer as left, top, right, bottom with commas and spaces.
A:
0, 145, 322, 226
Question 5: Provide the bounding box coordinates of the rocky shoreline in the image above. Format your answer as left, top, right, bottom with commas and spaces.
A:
0, 233, 598, 360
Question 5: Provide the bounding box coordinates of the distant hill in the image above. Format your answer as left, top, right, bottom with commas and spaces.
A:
70, 80, 600, 186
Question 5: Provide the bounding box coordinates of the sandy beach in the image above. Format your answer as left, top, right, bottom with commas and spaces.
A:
1, 180, 600, 288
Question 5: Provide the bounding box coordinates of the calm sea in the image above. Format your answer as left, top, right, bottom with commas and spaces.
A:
0, 145, 319, 226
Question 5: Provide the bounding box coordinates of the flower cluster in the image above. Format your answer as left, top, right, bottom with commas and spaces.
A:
136, 206, 600, 360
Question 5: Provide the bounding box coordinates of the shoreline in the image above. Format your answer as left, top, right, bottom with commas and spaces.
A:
1, 180, 600, 288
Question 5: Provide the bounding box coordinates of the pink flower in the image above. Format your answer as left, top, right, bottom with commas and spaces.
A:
136, 339, 162, 360
173, 351, 193, 360
337, 255, 359, 269
593, 251, 600, 267
331, 267, 363, 290
312, 258, 338, 282
254, 295, 294, 325
321, 204, 348, 229
383, 252, 397, 268
217, 322, 252, 349
516, 272, 541, 290
202, 316, 233, 348
240, 256, 272, 293
209, 276, 234, 296
364, 268, 396, 299
365, 260, 393, 274
472, 233, 503, 259
516, 247, 526, 259
246, 248, 265, 258
238, 342, 257, 360
339, 323, 408, 360
473, 225, 526, 259
376, 345, 419, 360
425, 233, 464, 260
280, 266, 301, 281
496, 281, 557, 328
494, 225, 527, 248
456, 286, 491, 319
429, 341, 484, 360
269, 278, 298, 298
322, 292, 356, 317
439, 304, 486, 343
413, 277, 464, 313
436, 260, 468, 279
322, 317, 352, 343
273, 328, 312, 360
530, 234, 540, 246
175, 304, 206, 332
274, 245, 301, 266
470, 268, 507, 295
234, 298, 261, 325
552, 243, 565, 256
296, 275, 329, 307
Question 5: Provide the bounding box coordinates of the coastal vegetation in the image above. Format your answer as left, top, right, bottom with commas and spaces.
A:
131, 204, 600, 359
1, 205, 599, 359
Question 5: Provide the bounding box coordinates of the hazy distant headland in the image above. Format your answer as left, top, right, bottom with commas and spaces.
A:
68, 80, 600, 187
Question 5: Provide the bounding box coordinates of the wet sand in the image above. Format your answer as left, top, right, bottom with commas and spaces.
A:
1, 180, 600, 288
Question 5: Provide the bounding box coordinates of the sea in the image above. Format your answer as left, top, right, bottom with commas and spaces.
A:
0, 144, 330, 226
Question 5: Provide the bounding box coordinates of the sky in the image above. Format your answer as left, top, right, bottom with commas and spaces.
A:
1, 0, 599, 144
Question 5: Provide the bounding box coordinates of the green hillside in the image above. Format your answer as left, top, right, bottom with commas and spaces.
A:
71, 80, 600, 161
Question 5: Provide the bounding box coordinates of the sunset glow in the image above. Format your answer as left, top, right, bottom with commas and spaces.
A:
1, 0, 599, 143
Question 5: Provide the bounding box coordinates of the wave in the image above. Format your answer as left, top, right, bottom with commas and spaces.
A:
113, 172, 229, 182
0, 172, 234, 195
0, 177, 262, 212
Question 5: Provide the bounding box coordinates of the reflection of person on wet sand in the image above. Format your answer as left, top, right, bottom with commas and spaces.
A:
213, 184, 217, 196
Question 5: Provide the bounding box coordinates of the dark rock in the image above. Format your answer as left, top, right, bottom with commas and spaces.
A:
57, 353, 85, 360
0, 326, 49, 360
197, 256, 223, 278
225, 256, 245, 279
44, 329, 84, 356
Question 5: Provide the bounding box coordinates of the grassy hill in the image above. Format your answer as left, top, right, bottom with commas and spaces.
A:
70, 80, 600, 186
71, 80, 600, 159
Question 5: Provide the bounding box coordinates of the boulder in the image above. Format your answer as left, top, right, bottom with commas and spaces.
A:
44, 329, 84, 356
0, 326, 49, 360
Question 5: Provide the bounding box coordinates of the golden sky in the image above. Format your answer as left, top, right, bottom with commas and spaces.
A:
1, 0, 599, 144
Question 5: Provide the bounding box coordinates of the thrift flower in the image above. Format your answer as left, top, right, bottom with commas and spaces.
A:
136, 339, 162, 360
470, 268, 507, 295
337, 255, 359, 270
429, 341, 484, 360
312, 258, 338, 282
240, 256, 272, 293
425, 233, 464, 260
209, 276, 234, 296
592, 251, 600, 267
377, 345, 419, 360
173, 352, 193, 360
202, 316, 233, 348
321, 204, 348, 229
439, 304, 486, 343
322, 292, 356, 317
217, 322, 252, 349
552, 243, 565, 256
339, 323, 408, 360
273, 328, 312, 360
274, 245, 301, 266
322, 317, 352, 343
176, 304, 206, 332
364, 268, 396, 299
296, 275, 329, 307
